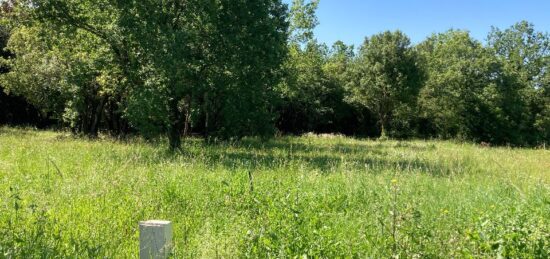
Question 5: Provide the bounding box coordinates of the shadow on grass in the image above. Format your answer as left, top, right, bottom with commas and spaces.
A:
203, 150, 466, 177
136, 137, 464, 177
0, 128, 464, 177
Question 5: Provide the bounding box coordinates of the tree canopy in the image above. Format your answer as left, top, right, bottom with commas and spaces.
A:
347, 31, 422, 138
1, 1, 548, 146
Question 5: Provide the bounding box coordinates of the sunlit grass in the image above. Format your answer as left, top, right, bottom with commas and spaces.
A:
0, 127, 548, 257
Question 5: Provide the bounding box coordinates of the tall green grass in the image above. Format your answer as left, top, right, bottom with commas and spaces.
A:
0, 127, 548, 258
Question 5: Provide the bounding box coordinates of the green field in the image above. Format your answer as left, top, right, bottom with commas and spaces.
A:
0, 128, 548, 258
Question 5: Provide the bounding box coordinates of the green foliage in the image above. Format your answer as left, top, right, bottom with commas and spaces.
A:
278, 1, 357, 135
488, 21, 550, 144
417, 30, 500, 141
3, 0, 289, 146
0, 128, 548, 257
0, 6, 44, 126
280, 42, 328, 131
321, 41, 360, 134
488, 21, 549, 84
202, 0, 289, 139
288, 0, 320, 44
0, 25, 68, 118
347, 31, 422, 138
278, 40, 358, 134
1, 2, 128, 136
280, 0, 326, 133
1, 1, 548, 146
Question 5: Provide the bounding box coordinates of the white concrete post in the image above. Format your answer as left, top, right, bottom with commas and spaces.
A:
139, 220, 173, 259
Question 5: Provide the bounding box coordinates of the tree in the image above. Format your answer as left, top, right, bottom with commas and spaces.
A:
321, 41, 361, 134
536, 70, 550, 143
0, 8, 44, 126
121, 0, 288, 145
488, 21, 550, 144
346, 31, 422, 138
1, 2, 128, 136
488, 21, 549, 86
198, 0, 289, 139
278, 0, 357, 134
288, 0, 319, 45
278, 41, 331, 133
26, 0, 288, 148
0, 25, 67, 120
417, 30, 515, 143
0, 1, 54, 126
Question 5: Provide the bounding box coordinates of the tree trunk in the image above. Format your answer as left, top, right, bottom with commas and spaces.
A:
203, 92, 210, 138
379, 113, 388, 139
168, 97, 184, 150
81, 101, 91, 135
168, 124, 182, 150
89, 96, 107, 138
380, 122, 387, 138
183, 94, 191, 138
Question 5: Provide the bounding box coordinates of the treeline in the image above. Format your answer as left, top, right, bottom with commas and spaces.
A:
1, 0, 549, 147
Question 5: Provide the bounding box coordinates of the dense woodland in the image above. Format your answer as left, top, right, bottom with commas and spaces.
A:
0, 0, 549, 148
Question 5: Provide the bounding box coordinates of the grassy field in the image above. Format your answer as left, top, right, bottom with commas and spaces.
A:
0, 127, 548, 258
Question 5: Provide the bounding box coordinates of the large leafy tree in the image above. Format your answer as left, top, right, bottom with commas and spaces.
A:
0, 25, 69, 121
200, 0, 289, 140
119, 0, 289, 144
321, 41, 359, 134
1, 1, 128, 136
28, 0, 200, 145
279, 41, 332, 133
488, 21, 550, 144
417, 30, 512, 143
278, 0, 324, 133
278, 0, 356, 134
0, 1, 43, 126
347, 31, 422, 138
488, 21, 549, 86
5, 0, 288, 148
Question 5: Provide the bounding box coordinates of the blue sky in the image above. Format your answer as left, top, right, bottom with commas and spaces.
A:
283, 0, 550, 47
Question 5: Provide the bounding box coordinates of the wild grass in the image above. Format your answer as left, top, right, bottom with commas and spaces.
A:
0, 127, 548, 258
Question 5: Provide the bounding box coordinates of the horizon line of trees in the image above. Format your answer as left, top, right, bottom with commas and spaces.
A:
1, 0, 549, 148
